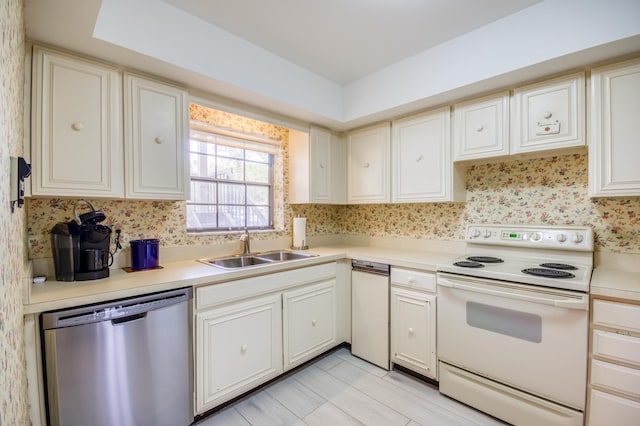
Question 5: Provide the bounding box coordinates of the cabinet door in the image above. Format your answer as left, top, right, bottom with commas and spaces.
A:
589, 58, 640, 197
195, 294, 282, 413
288, 127, 346, 204
453, 92, 509, 161
390, 287, 437, 379
283, 279, 337, 370
124, 73, 189, 199
348, 123, 391, 203
309, 127, 331, 203
392, 107, 461, 202
511, 72, 585, 154
31, 46, 123, 197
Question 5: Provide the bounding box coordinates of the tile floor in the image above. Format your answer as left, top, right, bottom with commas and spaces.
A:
195, 348, 506, 425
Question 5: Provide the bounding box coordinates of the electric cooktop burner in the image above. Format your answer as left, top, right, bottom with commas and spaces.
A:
539, 263, 578, 270
522, 268, 576, 279
467, 256, 504, 263
453, 261, 484, 268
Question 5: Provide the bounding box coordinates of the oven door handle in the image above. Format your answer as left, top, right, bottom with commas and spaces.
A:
437, 277, 589, 310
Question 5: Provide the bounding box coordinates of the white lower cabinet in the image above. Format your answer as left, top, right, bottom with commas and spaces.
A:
194, 262, 341, 414
390, 268, 437, 380
195, 294, 283, 412
283, 279, 337, 370
588, 297, 640, 425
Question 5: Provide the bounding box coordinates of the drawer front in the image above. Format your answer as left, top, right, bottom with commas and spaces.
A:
391, 267, 435, 292
592, 329, 640, 367
593, 299, 640, 333
589, 389, 640, 426
591, 359, 640, 398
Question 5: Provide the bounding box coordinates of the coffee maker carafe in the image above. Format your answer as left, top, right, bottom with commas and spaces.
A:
51, 201, 112, 281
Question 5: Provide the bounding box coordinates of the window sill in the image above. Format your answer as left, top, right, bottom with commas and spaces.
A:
187, 228, 282, 237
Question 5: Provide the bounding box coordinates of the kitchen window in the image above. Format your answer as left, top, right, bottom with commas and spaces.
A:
187, 122, 279, 232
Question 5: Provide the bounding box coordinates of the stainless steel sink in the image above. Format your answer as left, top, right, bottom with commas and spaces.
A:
255, 250, 318, 261
205, 255, 273, 269
200, 250, 318, 270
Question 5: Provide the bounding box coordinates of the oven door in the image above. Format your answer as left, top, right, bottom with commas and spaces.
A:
437, 272, 588, 410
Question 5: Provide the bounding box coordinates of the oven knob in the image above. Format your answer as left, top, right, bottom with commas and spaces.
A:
470, 229, 481, 239
483, 230, 492, 238
556, 233, 567, 242
571, 233, 584, 243
531, 232, 542, 242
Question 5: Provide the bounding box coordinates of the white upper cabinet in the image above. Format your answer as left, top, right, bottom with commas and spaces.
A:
589, 58, 640, 197
392, 107, 464, 202
511, 72, 585, 154
453, 92, 510, 161
347, 123, 391, 204
289, 126, 346, 204
31, 45, 124, 197
123, 73, 189, 200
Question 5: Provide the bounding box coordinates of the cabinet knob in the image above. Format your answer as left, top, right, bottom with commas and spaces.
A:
408, 327, 414, 335
476, 125, 484, 132
319, 163, 325, 169
543, 111, 553, 119
154, 137, 163, 144
71, 122, 83, 131
241, 344, 248, 353
363, 162, 370, 168
415, 155, 423, 162
311, 319, 317, 326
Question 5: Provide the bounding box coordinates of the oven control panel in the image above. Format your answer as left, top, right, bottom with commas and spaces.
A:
466, 224, 594, 251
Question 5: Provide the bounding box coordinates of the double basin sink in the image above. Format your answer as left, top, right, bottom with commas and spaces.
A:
200, 250, 318, 270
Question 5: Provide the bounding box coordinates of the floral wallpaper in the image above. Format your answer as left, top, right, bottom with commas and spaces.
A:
338, 154, 640, 253
28, 149, 640, 259
0, 0, 30, 424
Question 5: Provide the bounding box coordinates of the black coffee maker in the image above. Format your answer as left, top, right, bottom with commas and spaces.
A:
51, 200, 112, 281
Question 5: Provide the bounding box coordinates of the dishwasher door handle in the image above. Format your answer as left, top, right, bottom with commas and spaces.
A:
111, 312, 147, 325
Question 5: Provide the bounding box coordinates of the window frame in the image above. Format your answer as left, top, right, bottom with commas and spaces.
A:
187, 125, 276, 233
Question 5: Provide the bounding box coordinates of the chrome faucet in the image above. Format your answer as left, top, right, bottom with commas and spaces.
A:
239, 229, 251, 255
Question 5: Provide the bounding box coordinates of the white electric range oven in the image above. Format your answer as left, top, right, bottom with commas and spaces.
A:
437, 224, 594, 426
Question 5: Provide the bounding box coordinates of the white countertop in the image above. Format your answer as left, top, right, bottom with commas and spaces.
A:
591, 269, 640, 303
26, 243, 640, 314
25, 245, 459, 314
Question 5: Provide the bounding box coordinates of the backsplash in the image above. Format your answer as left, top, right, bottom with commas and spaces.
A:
339, 154, 640, 253
28, 152, 640, 259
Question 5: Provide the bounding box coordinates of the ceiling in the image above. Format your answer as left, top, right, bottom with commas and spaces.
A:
24, 0, 640, 130
161, 0, 543, 84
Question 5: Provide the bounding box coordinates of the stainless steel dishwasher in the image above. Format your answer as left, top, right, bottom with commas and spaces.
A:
351, 259, 390, 370
42, 287, 193, 426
